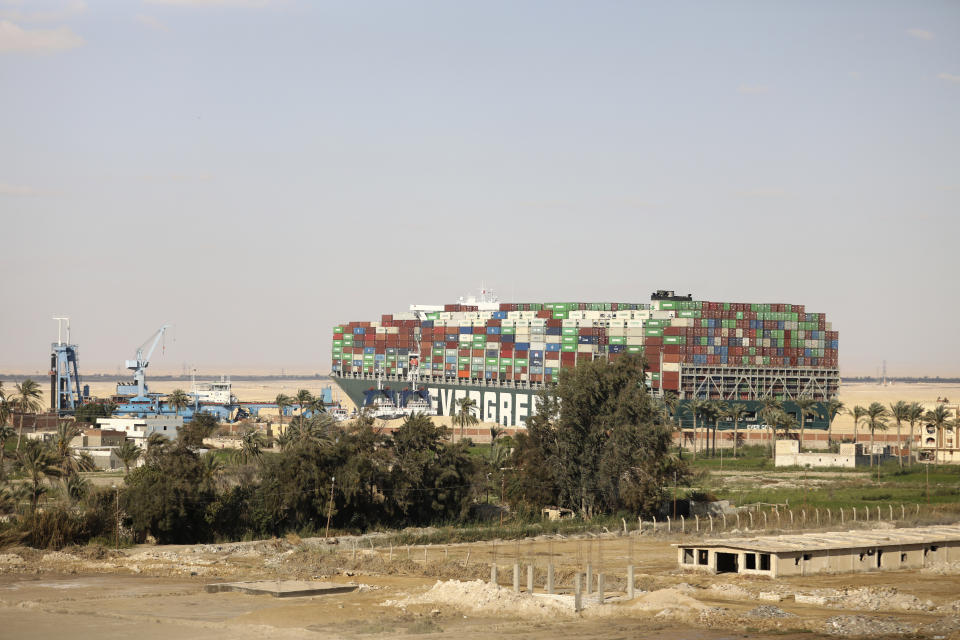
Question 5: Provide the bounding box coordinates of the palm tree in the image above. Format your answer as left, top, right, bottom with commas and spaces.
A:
769, 409, 797, 458
307, 394, 326, 417
687, 398, 709, 459
889, 400, 910, 469
662, 391, 682, 457
712, 400, 729, 456
52, 419, 94, 477
795, 396, 818, 450
116, 440, 142, 474
200, 451, 225, 488
0, 380, 9, 429
17, 442, 62, 512
759, 397, 783, 457
295, 389, 313, 420
166, 389, 190, 416
924, 404, 953, 468
865, 402, 889, 468
238, 428, 267, 465
725, 404, 747, 458
850, 405, 867, 453
698, 402, 716, 457
0, 424, 15, 481
825, 398, 845, 448
12, 378, 43, 451
275, 393, 293, 436
453, 396, 479, 443
906, 402, 925, 466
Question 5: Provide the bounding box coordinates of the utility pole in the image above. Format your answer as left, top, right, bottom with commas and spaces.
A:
500, 475, 505, 527
325, 476, 335, 540
114, 484, 119, 551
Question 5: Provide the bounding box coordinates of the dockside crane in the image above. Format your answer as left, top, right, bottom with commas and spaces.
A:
126, 324, 171, 400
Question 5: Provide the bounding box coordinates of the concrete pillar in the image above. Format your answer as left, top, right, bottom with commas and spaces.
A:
546, 563, 554, 594
490, 563, 497, 585
627, 565, 635, 599
527, 564, 534, 593
513, 564, 520, 592
585, 563, 592, 595
597, 573, 604, 603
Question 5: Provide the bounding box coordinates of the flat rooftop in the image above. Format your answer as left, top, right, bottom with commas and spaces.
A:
674, 524, 960, 554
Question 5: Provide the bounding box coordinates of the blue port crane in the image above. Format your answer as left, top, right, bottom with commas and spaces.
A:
125, 324, 171, 401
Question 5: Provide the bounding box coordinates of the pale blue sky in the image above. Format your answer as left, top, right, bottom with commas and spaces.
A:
1, 0, 958, 376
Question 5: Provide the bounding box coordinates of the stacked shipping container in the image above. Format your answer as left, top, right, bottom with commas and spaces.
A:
331, 298, 838, 395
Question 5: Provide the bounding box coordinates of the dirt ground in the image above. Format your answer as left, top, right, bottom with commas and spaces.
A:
3, 525, 960, 639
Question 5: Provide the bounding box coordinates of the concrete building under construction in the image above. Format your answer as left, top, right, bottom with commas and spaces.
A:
675, 525, 960, 577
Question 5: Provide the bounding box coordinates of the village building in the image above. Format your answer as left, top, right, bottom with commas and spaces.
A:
675, 525, 960, 577
96, 415, 183, 449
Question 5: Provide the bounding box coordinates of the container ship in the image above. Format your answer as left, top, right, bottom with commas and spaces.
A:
329, 290, 839, 429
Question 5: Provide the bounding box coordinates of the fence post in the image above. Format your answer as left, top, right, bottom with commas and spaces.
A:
901, 504, 905, 520
736, 513, 740, 529
801, 509, 806, 526
916, 504, 920, 516
575, 573, 582, 613
527, 564, 534, 593
695, 514, 699, 532
776, 510, 781, 527
513, 564, 520, 592
826, 508, 831, 524
597, 573, 605, 603
709, 515, 714, 533
851, 507, 855, 522
586, 562, 592, 594
877, 506, 881, 521
681, 515, 685, 533
490, 563, 498, 585
815, 508, 819, 527
864, 506, 869, 521
789, 510, 794, 525
547, 563, 554, 594
627, 564, 635, 599
748, 512, 753, 528
667, 516, 671, 532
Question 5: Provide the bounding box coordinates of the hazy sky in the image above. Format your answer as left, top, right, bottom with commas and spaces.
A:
2, 1, 958, 377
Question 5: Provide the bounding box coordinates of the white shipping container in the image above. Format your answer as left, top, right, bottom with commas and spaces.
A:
743, 337, 750, 346
663, 362, 680, 372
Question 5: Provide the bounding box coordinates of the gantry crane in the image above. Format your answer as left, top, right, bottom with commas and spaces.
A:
125, 324, 171, 400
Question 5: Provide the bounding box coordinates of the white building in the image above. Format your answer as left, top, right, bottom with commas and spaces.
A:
96, 415, 183, 448
774, 440, 877, 468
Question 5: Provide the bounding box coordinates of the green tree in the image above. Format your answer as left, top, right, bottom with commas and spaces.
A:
510, 354, 684, 517
17, 441, 63, 512
795, 396, 818, 450
166, 389, 191, 417
123, 443, 214, 543
889, 400, 910, 469
725, 404, 747, 458
12, 378, 43, 451
179, 413, 219, 448
865, 402, 890, 469
825, 398, 845, 447
116, 439, 142, 475
453, 396, 479, 443
710, 400, 728, 456
74, 402, 112, 425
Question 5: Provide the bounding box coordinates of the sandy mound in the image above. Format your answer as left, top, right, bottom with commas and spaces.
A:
382, 579, 574, 617
629, 588, 710, 613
